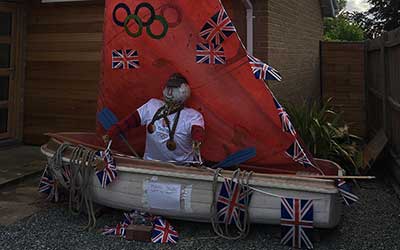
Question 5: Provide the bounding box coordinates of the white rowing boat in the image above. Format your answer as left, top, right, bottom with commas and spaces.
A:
41, 132, 343, 229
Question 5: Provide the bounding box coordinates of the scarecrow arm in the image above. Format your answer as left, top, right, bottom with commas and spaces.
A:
107, 111, 141, 138
191, 125, 205, 143
107, 110, 204, 142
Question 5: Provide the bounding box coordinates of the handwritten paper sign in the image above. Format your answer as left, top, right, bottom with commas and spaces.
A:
146, 182, 181, 210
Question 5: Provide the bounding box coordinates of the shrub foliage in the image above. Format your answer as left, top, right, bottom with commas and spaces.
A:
285, 99, 363, 175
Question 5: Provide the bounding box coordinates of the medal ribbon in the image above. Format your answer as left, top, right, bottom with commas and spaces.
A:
147, 104, 183, 151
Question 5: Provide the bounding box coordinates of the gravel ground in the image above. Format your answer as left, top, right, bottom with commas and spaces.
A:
1, 179, 400, 250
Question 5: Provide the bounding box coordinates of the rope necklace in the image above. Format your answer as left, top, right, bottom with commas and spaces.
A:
147, 103, 183, 151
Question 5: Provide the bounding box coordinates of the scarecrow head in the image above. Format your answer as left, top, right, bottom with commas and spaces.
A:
163, 73, 191, 106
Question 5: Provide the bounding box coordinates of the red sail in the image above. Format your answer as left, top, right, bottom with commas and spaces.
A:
98, 0, 319, 172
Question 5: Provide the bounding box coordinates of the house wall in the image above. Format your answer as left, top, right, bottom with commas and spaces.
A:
266, 0, 324, 103
23, 0, 103, 144
253, 0, 268, 62
223, 0, 247, 43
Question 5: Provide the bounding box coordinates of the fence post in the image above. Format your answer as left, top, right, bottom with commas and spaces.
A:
364, 40, 369, 138
380, 32, 389, 135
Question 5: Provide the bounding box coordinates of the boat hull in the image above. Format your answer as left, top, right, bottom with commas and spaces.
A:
41, 133, 343, 228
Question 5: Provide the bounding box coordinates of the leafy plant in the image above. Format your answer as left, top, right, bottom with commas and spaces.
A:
324, 14, 365, 41
285, 98, 363, 175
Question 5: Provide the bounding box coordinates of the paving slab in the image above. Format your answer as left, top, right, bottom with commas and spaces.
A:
0, 175, 42, 225
0, 145, 46, 187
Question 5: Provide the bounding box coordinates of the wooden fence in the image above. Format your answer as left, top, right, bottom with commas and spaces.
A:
321, 41, 366, 137
23, 0, 104, 145
366, 27, 400, 154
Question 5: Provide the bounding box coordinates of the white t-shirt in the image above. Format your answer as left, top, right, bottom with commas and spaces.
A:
137, 98, 205, 163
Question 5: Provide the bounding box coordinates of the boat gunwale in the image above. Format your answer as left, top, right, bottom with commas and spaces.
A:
41, 136, 339, 195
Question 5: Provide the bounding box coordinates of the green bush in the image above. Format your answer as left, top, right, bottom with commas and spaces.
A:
324, 15, 365, 41
285, 98, 363, 175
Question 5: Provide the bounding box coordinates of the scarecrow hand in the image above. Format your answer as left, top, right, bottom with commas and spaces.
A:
102, 134, 111, 145
192, 141, 201, 153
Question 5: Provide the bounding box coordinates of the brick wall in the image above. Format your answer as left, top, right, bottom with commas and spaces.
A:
222, 0, 247, 43
266, 0, 324, 103
253, 0, 268, 62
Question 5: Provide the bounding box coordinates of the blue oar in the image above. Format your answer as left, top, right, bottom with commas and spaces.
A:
213, 147, 256, 169
98, 108, 117, 130
97, 108, 139, 158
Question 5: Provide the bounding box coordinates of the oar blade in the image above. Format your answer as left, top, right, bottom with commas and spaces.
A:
97, 108, 118, 130
214, 147, 256, 168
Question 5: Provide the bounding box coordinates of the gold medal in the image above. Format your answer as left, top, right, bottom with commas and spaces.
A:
147, 124, 155, 134
166, 139, 177, 151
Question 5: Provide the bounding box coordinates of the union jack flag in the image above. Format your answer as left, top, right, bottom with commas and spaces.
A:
216, 177, 253, 229
95, 149, 117, 188
286, 140, 314, 168
196, 43, 226, 64
38, 168, 59, 202
281, 198, 314, 249
112, 49, 139, 69
121, 212, 134, 226
151, 217, 179, 244
199, 8, 236, 46
102, 223, 127, 237
337, 179, 359, 206
273, 96, 296, 136
247, 55, 282, 81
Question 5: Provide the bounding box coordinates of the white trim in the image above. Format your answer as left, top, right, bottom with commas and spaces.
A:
242, 0, 254, 55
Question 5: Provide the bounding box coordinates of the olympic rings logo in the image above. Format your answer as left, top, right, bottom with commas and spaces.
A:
113, 2, 169, 40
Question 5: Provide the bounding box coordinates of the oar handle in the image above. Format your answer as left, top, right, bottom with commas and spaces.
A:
119, 134, 140, 158
106, 140, 112, 151
295, 175, 376, 180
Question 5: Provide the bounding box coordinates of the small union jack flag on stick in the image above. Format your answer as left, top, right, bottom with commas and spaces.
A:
337, 179, 359, 206
247, 55, 282, 82
273, 96, 296, 136
95, 141, 117, 188
199, 8, 236, 46
281, 198, 314, 249
38, 167, 59, 202
151, 217, 179, 244
216, 177, 253, 229
112, 49, 140, 69
102, 223, 127, 237
102, 209, 154, 238
122, 209, 151, 226
196, 43, 226, 64
286, 140, 314, 168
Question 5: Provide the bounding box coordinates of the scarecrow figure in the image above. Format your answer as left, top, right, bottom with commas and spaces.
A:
103, 73, 205, 163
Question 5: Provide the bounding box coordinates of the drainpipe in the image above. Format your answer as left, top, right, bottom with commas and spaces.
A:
329, 0, 338, 17
242, 0, 254, 55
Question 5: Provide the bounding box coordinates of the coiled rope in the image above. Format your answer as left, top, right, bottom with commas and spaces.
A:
48, 143, 98, 231
47, 143, 71, 189
69, 145, 98, 231
210, 168, 253, 240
